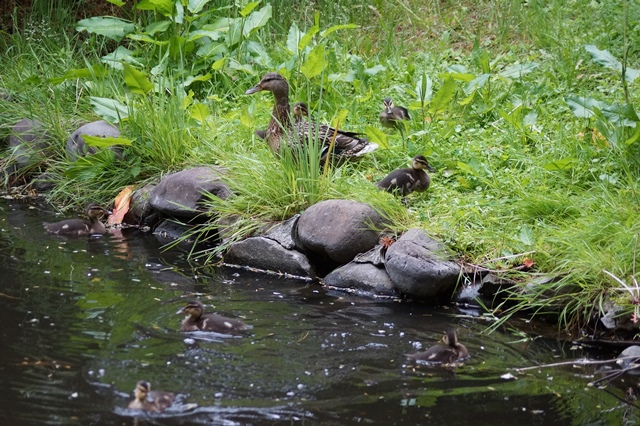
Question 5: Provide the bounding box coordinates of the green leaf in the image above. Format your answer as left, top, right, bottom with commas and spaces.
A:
82, 135, 132, 148
416, 73, 432, 103
89, 97, 130, 123
183, 73, 211, 87
364, 65, 385, 76
47, 65, 107, 84
463, 73, 490, 95
583, 44, 639, 82
428, 76, 455, 115
106, 0, 125, 6
76, 17, 134, 41
498, 62, 539, 78
320, 23, 358, 38
543, 158, 577, 171
565, 95, 607, 119
626, 124, 640, 146
189, 103, 210, 123
211, 57, 226, 70
518, 225, 534, 246
239, 1, 260, 17
299, 25, 319, 52
145, 20, 171, 35
123, 63, 153, 94
286, 22, 304, 53
300, 44, 325, 79
188, 0, 211, 14
137, 0, 174, 16
364, 126, 389, 149
242, 4, 272, 36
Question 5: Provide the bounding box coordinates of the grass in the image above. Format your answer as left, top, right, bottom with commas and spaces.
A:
1, 0, 640, 333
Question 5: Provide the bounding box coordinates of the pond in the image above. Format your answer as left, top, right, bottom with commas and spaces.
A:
0, 197, 637, 426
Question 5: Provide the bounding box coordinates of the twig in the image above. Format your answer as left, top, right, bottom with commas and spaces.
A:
514, 356, 635, 372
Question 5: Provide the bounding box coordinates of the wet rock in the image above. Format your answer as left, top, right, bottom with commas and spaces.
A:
31, 172, 57, 192
224, 236, 315, 279
384, 228, 461, 299
264, 214, 302, 251
600, 300, 637, 331
617, 346, 640, 374
149, 166, 231, 219
297, 199, 384, 264
153, 219, 194, 243
124, 184, 158, 227
66, 120, 121, 160
7, 118, 53, 172
324, 261, 396, 296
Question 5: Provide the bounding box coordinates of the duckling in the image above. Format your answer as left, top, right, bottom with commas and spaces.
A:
177, 300, 252, 334
245, 73, 377, 161
380, 97, 410, 145
43, 203, 112, 236
128, 380, 175, 412
406, 329, 469, 364
376, 155, 435, 196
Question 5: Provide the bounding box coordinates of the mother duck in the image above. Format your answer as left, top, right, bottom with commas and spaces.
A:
245, 73, 377, 161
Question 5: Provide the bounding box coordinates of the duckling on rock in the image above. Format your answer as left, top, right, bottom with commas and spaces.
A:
177, 300, 252, 334
406, 329, 469, 364
245, 72, 377, 161
376, 155, 434, 196
43, 203, 112, 236
128, 380, 175, 413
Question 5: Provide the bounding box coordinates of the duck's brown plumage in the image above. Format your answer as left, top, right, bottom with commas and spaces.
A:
406, 329, 469, 364
43, 203, 111, 236
379, 97, 410, 129
376, 155, 434, 196
245, 73, 377, 161
177, 300, 252, 334
128, 380, 175, 412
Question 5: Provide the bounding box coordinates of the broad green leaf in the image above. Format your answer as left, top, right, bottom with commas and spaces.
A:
145, 20, 171, 35
428, 76, 455, 115
286, 22, 304, 53
239, 1, 260, 17
543, 158, 577, 171
182, 91, 194, 110
128, 33, 169, 44
197, 41, 226, 58
189, 29, 223, 42
458, 91, 475, 106
174, 1, 184, 24
300, 44, 325, 79
330, 109, 349, 129
137, 0, 174, 16
584, 44, 639, 82
101, 46, 141, 70
320, 24, 358, 38
449, 72, 476, 82
76, 17, 134, 41
601, 103, 639, 127
47, 65, 107, 84
299, 25, 319, 52
565, 95, 607, 119
82, 135, 132, 148
190, 103, 211, 123
211, 57, 226, 70
89, 97, 130, 122
242, 4, 272, 36
626, 124, 640, 146
123, 63, 153, 94
183, 73, 211, 87
188, 0, 211, 14
364, 126, 389, 149
463, 73, 490, 95
447, 64, 468, 74
519, 225, 534, 246
107, 0, 125, 6
364, 65, 385, 76
498, 62, 539, 78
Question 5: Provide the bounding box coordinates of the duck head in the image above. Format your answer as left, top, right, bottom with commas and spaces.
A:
86, 203, 112, 220
412, 155, 435, 173
245, 73, 289, 99
177, 300, 204, 319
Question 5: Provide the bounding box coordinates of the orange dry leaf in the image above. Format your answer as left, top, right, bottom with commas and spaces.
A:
522, 257, 534, 269
108, 185, 134, 225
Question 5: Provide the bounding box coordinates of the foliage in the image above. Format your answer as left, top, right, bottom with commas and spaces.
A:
1, 0, 640, 332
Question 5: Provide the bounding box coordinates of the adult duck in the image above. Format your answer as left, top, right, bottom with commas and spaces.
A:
406, 329, 469, 364
177, 300, 252, 334
376, 155, 434, 196
256, 101, 309, 140
128, 380, 175, 412
43, 203, 111, 236
245, 73, 377, 161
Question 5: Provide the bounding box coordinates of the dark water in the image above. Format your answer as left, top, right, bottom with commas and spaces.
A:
0, 198, 637, 426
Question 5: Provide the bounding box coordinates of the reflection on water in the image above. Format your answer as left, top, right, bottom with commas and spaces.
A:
0, 198, 638, 425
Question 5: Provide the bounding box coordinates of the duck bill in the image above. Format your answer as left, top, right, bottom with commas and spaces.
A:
104, 209, 113, 216
426, 165, 435, 172
244, 85, 262, 95
176, 307, 186, 315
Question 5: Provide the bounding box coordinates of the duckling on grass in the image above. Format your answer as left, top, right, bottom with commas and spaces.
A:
376, 155, 434, 196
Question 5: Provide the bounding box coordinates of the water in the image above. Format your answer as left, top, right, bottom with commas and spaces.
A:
0, 197, 637, 425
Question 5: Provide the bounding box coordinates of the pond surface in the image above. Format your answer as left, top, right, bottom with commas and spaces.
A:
0, 197, 637, 426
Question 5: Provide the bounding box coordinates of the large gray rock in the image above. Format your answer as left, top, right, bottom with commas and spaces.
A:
124, 183, 158, 227
224, 236, 315, 280
297, 199, 384, 264
149, 166, 231, 219
385, 228, 461, 299
66, 120, 121, 160
324, 262, 396, 296
8, 118, 52, 171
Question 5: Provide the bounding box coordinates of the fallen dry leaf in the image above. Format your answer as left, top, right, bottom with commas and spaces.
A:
108, 185, 134, 225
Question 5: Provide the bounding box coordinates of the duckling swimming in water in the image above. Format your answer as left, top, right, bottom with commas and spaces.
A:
43, 203, 111, 236
177, 300, 252, 334
406, 329, 469, 364
376, 155, 434, 196
128, 380, 175, 412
